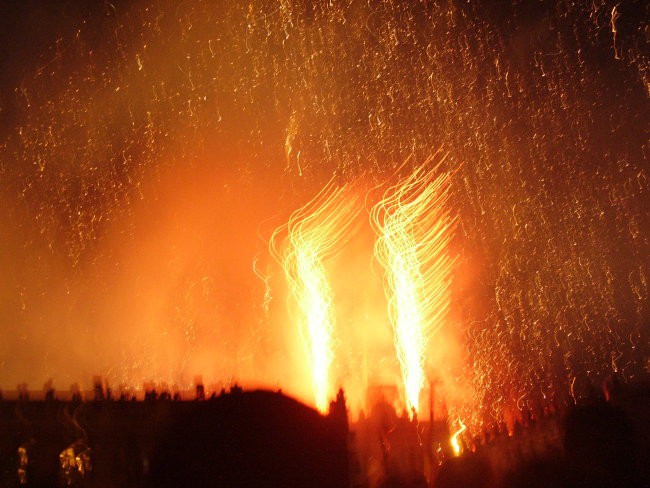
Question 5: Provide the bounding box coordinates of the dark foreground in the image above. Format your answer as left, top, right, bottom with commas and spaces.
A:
0, 387, 349, 488
1, 380, 649, 488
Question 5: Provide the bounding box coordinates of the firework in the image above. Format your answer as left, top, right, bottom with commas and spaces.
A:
271, 182, 360, 412
450, 418, 467, 456
371, 157, 457, 417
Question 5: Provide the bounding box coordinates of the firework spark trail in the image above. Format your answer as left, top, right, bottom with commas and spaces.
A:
252, 255, 272, 316
371, 157, 457, 417
271, 182, 360, 412
450, 418, 467, 456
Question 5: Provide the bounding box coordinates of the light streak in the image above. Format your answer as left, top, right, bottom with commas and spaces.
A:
371, 156, 456, 418
252, 255, 272, 316
271, 182, 360, 412
450, 418, 466, 456
610, 6, 621, 60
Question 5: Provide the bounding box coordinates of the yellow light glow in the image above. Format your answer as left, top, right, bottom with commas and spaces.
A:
371, 156, 456, 418
450, 418, 467, 456
271, 182, 360, 412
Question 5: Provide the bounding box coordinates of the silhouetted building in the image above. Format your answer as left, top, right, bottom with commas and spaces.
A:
0, 388, 349, 487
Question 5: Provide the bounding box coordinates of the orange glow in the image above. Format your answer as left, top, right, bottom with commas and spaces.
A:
1, 0, 647, 438
271, 182, 360, 412
370, 157, 456, 418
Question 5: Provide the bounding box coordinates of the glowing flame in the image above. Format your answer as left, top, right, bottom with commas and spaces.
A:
371, 156, 456, 417
271, 182, 360, 412
450, 418, 467, 456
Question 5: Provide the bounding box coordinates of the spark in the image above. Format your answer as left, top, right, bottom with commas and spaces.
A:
271, 181, 360, 412
610, 5, 621, 60
371, 156, 457, 417
252, 255, 272, 316
450, 418, 466, 456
